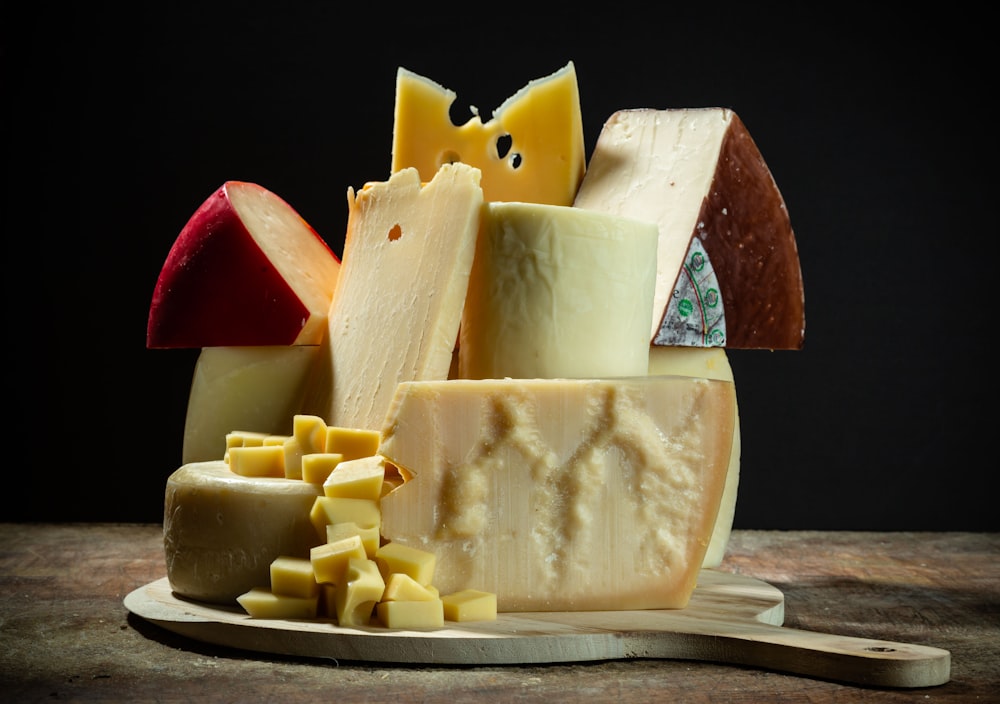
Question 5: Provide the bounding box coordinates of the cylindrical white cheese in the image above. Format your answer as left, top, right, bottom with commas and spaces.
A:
458, 202, 658, 380
163, 461, 322, 605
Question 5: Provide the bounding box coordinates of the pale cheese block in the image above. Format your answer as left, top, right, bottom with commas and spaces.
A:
391, 62, 585, 206
648, 346, 741, 568
182, 345, 319, 464
302, 163, 484, 430
378, 377, 735, 612
458, 202, 658, 380
163, 461, 322, 605
573, 108, 805, 350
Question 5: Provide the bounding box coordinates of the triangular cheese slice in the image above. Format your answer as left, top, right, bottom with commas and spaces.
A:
302, 163, 484, 430
391, 62, 585, 206
573, 108, 805, 350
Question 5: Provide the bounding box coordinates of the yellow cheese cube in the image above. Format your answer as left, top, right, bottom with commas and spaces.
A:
375, 542, 435, 586
226, 430, 270, 449
262, 435, 289, 446
269, 556, 319, 599
236, 587, 319, 620
326, 521, 380, 559
302, 452, 344, 486
323, 455, 386, 500
324, 426, 380, 461
293, 414, 328, 454
311, 535, 367, 585
310, 496, 380, 540
334, 557, 385, 626
282, 437, 304, 480
381, 572, 438, 602
227, 445, 285, 478
441, 589, 497, 622
376, 598, 444, 629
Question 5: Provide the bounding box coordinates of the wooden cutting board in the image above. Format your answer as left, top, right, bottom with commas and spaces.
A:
124, 569, 950, 688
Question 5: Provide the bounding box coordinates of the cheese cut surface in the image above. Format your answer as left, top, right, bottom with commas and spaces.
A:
391, 63, 585, 206
573, 108, 805, 350
378, 377, 735, 612
302, 163, 484, 430
458, 202, 658, 380
182, 345, 319, 464
163, 461, 322, 605
647, 346, 741, 568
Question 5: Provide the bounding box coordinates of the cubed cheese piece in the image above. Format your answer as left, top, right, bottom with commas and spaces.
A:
378, 376, 735, 611
334, 557, 385, 626
648, 346, 741, 568
227, 445, 285, 478
163, 461, 322, 605
391, 62, 585, 206
301, 452, 344, 485
323, 455, 386, 501
310, 535, 368, 585
183, 345, 319, 464
441, 589, 497, 622
326, 521, 380, 559
573, 108, 805, 350
458, 202, 658, 380
302, 163, 484, 431
269, 556, 319, 599
237, 587, 319, 620
374, 542, 436, 586
324, 426, 381, 461
381, 573, 439, 602
375, 598, 444, 629
310, 496, 381, 541
293, 414, 328, 454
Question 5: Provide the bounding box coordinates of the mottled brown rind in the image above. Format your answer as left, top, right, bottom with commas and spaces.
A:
695, 113, 805, 349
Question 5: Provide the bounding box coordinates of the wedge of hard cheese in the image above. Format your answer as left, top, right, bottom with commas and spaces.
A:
458, 202, 658, 380
573, 108, 805, 349
378, 376, 736, 612
391, 62, 585, 206
302, 163, 484, 430
163, 461, 322, 605
182, 345, 320, 463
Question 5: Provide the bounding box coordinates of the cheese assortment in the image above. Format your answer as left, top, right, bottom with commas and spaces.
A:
149, 61, 805, 629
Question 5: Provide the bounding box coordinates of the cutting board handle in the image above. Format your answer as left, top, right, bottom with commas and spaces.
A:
653, 616, 951, 688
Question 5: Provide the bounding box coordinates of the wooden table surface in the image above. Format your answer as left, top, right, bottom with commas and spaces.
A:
1, 524, 996, 703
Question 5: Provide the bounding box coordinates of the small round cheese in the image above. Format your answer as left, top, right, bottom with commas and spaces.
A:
163, 461, 322, 605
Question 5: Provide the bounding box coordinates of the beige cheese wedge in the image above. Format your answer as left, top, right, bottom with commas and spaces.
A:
182, 345, 319, 463
378, 376, 735, 612
163, 461, 322, 605
573, 108, 805, 350
648, 346, 741, 568
302, 163, 484, 431
458, 202, 658, 380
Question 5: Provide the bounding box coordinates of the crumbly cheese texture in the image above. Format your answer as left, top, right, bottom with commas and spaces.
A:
573, 108, 805, 349
647, 346, 741, 568
378, 376, 735, 612
182, 346, 319, 464
391, 63, 585, 206
458, 202, 658, 380
302, 163, 484, 430
163, 461, 322, 604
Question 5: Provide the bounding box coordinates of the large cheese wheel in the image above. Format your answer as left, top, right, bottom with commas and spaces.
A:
163, 461, 322, 605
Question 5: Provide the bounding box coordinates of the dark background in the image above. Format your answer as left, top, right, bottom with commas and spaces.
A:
4, 5, 994, 530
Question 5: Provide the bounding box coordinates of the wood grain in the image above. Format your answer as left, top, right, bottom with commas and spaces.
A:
2, 525, 995, 703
